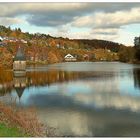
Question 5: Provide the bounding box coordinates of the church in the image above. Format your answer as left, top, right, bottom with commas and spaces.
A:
13, 46, 26, 71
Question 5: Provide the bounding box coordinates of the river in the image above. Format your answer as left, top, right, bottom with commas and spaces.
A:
0, 62, 140, 136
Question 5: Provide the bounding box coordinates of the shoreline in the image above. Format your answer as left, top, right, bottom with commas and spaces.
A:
0, 102, 48, 137
1, 60, 140, 71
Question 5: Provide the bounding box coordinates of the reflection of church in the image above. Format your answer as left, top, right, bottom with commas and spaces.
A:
13, 46, 27, 100
13, 74, 26, 100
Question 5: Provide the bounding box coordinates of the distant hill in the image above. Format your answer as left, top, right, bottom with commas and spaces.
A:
75, 39, 124, 52
0, 25, 129, 68
0, 25, 124, 51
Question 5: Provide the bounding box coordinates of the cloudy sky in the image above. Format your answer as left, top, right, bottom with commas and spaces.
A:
0, 3, 140, 45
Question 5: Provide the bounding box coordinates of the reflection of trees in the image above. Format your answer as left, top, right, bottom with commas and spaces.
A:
0, 69, 13, 96
0, 69, 116, 96
0, 69, 13, 84
133, 68, 140, 89
0, 86, 13, 96
26, 71, 115, 86
0, 69, 27, 98
0, 70, 83, 95
26, 71, 80, 86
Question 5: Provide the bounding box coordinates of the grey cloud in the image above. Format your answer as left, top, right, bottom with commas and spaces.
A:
94, 32, 117, 35
92, 28, 119, 36
72, 6, 140, 32
0, 2, 139, 45
1, 3, 140, 16
0, 3, 140, 27
94, 25, 121, 29
0, 17, 23, 26
27, 12, 75, 27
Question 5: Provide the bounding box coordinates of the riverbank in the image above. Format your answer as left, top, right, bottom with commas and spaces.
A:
0, 123, 26, 137
0, 102, 46, 137
1, 58, 140, 70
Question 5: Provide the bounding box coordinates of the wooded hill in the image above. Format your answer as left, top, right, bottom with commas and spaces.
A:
0, 25, 133, 68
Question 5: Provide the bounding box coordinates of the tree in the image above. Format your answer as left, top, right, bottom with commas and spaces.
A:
135, 48, 140, 60
118, 46, 135, 62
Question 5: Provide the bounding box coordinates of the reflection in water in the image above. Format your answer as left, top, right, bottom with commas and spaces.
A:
0, 69, 13, 96
13, 74, 26, 100
26, 71, 82, 86
0, 62, 140, 136
133, 68, 140, 89
37, 106, 140, 136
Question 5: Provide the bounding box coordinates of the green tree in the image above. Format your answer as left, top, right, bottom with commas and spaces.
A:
118, 46, 135, 62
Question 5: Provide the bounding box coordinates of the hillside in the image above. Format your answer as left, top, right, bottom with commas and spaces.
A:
0, 25, 128, 68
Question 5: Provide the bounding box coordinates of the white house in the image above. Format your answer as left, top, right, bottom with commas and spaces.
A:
64, 54, 77, 61
0, 36, 3, 41
21, 39, 27, 44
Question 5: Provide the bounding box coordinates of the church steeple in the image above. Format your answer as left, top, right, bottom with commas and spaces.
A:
14, 46, 26, 61
13, 46, 26, 72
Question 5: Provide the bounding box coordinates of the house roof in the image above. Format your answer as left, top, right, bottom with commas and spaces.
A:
64, 54, 75, 58
14, 47, 26, 61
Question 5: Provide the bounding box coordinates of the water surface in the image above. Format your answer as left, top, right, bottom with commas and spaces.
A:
0, 62, 140, 136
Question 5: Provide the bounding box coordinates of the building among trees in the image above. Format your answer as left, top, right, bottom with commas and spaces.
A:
64, 54, 77, 61
13, 46, 26, 73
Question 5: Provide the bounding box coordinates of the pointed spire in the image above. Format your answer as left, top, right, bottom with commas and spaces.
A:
15, 87, 25, 99
14, 46, 26, 61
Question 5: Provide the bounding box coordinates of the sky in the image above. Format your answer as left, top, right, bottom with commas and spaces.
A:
0, 3, 140, 46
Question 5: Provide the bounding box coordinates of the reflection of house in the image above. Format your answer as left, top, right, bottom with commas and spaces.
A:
64, 54, 76, 62
13, 47, 26, 72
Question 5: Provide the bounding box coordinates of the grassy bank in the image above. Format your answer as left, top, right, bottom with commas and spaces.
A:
0, 123, 26, 137
0, 102, 46, 137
